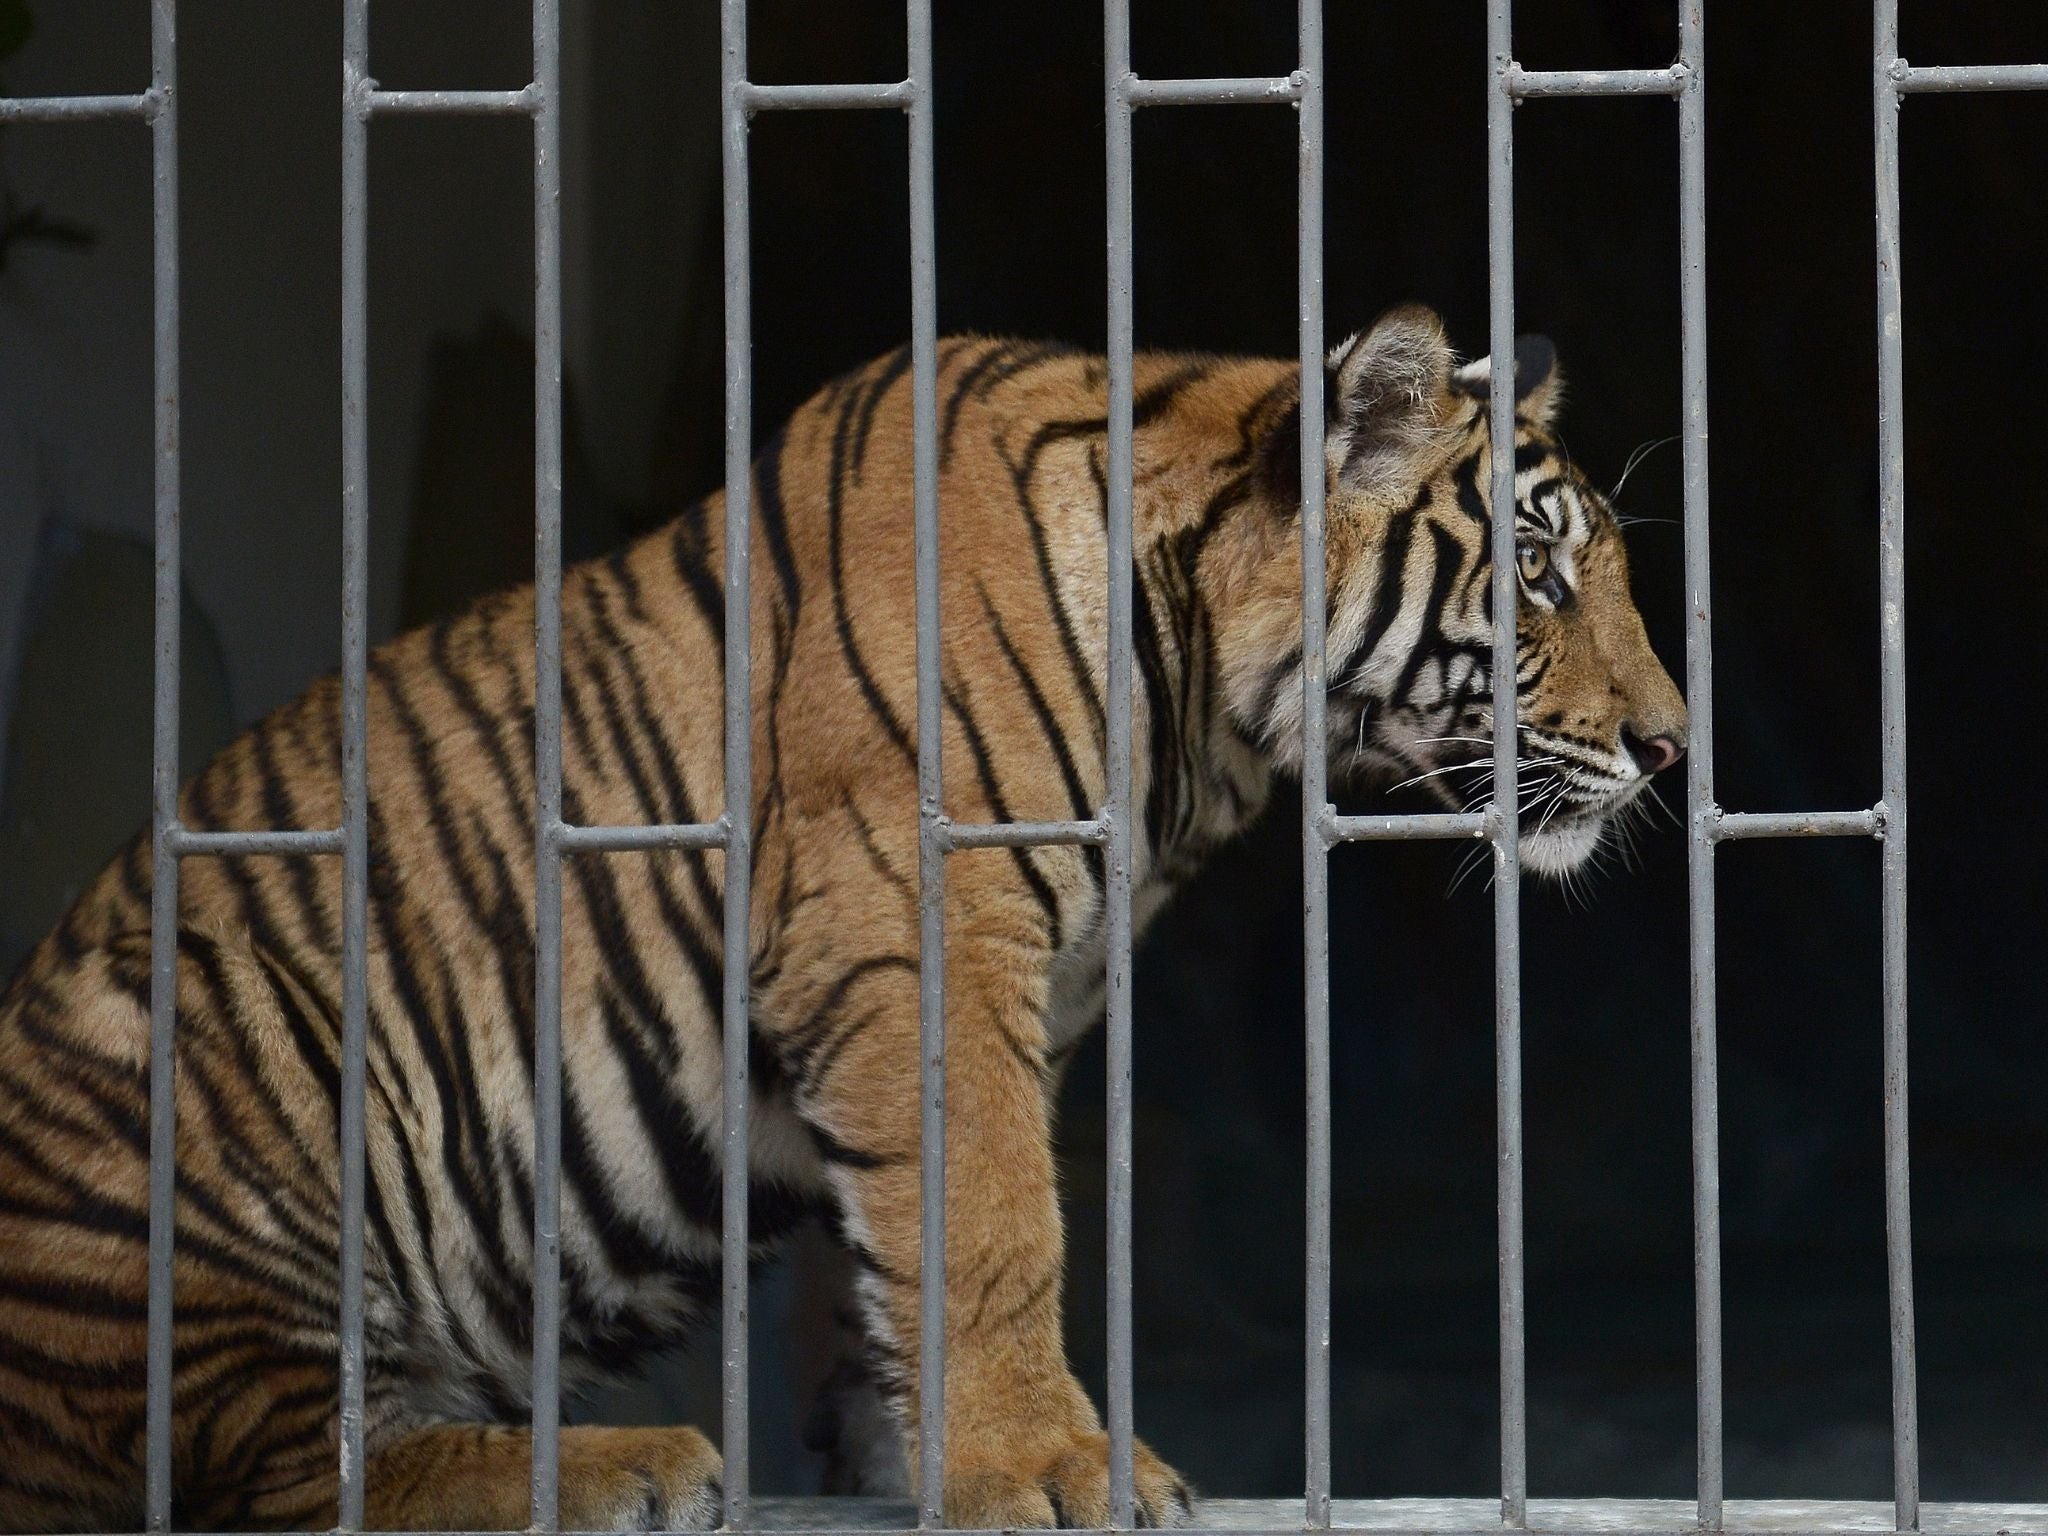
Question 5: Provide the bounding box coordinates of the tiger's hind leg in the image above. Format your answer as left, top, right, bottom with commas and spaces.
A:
204, 1424, 723, 1532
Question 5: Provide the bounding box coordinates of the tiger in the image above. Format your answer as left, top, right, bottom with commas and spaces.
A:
0, 304, 1685, 1532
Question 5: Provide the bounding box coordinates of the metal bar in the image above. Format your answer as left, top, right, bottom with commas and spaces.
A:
1506, 64, 1689, 98
1120, 73, 1304, 106
1715, 810, 1883, 842
907, 0, 945, 1521
167, 826, 346, 857
1295, 3, 1330, 1527
943, 818, 1107, 850
1103, 1, 1138, 1522
0, 91, 156, 121
1675, 2, 1722, 1525
363, 86, 539, 116
23, 1499, 2048, 1536
741, 80, 914, 111
719, 0, 756, 1522
1873, 7, 1920, 1528
1324, 812, 1488, 844
337, 1, 373, 1523
529, 0, 566, 1521
554, 820, 731, 853
142, 0, 180, 1527
1485, 3, 1527, 1524
1891, 62, 2048, 93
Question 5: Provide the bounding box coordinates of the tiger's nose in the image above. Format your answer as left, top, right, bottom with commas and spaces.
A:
1621, 724, 1684, 776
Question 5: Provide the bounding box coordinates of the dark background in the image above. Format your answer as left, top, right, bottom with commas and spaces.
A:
1, 0, 2044, 1505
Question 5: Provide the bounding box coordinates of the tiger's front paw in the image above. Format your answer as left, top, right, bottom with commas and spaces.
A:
561, 1426, 724, 1531
946, 1433, 1193, 1529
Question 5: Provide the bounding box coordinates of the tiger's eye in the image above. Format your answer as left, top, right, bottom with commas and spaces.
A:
1517, 541, 1550, 584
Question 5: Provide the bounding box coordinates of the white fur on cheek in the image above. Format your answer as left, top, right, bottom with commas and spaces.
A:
1520, 817, 1603, 877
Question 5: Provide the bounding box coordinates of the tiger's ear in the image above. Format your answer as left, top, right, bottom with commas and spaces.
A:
1324, 304, 1456, 501
1450, 334, 1563, 432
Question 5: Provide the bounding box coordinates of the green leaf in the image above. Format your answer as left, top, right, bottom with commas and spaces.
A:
0, 1, 33, 65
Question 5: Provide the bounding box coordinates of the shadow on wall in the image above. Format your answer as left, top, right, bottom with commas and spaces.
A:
0, 520, 235, 977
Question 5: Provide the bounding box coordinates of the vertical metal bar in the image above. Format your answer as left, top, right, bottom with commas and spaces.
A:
143, 0, 180, 1528
530, 0, 566, 1523
1484, 1, 1528, 1524
1676, 2, 1724, 1527
337, 0, 373, 1524
1872, 4, 1920, 1526
718, 0, 756, 1523
1295, 0, 1331, 1526
907, 0, 947, 1524
1102, 2, 1138, 1524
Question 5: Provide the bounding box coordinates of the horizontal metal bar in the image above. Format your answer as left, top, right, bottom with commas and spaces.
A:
739, 79, 914, 111
1715, 808, 1883, 842
39, 1495, 2048, 1536
1120, 72, 1305, 106
0, 91, 157, 122
168, 826, 345, 857
362, 86, 540, 116
553, 819, 730, 853
943, 817, 1109, 850
1891, 61, 2048, 93
1507, 63, 1689, 98
1324, 810, 1489, 843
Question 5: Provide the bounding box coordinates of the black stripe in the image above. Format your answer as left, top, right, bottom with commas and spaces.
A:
849, 344, 913, 478
806, 1121, 895, 1171
1336, 495, 1422, 693
798, 1004, 888, 1100
1391, 522, 1469, 707
594, 989, 724, 1223
184, 766, 302, 978
939, 339, 1015, 464
1455, 449, 1490, 526
604, 542, 647, 625
668, 499, 728, 662
581, 572, 728, 927
1130, 552, 1185, 853
1004, 438, 1108, 753
784, 955, 918, 1071
359, 796, 521, 1353
1220, 375, 1296, 470
976, 583, 1095, 829
753, 425, 801, 630
427, 614, 530, 808
841, 789, 911, 900
371, 652, 498, 945
944, 679, 1064, 949
249, 943, 424, 1308
250, 712, 335, 952
826, 374, 916, 761
0, 1111, 327, 1309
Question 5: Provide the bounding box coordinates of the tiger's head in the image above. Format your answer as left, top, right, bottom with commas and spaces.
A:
1233, 304, 1687, 877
